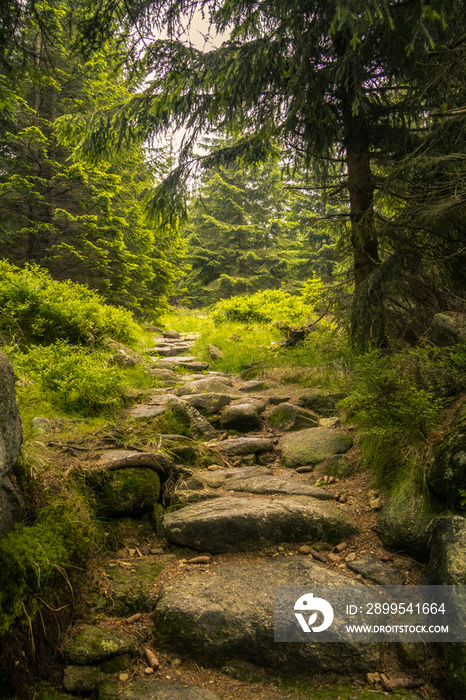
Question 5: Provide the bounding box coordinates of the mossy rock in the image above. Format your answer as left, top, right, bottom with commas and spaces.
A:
65, 625, 138, 665
280, 428, 353, 468
89, 468, 161, 517
443, 643, 466, 700
108, 562, 164, 615
268, 403, 318, 431
428, 423, 466, 507
324, 455, 356, 478
376, 495, 434, 562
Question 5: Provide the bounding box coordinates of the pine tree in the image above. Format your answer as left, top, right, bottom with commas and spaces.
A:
0, 0, 182, 313
76, 0, 465, 340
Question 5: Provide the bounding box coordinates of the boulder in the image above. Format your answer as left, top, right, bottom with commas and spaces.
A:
239, 380, 268, 392
324, 454, 356, 478
376, 496, 433, 562
427, 312, 466, 347
208, 344, 225, 360
165, 396, 217, 439
183, 393, 238, 413
296, 391, 345, 417
212, 437, 274, 455
427, 417, 466, 507
0, 351, 23, 478
425, 516, 466, 585
219, 402, 262, 432
163, 330, 182, 339
0, 351, 24, 534
153, 557, 378, 675
176, 378, 235, 396
280, 428, 353, 468
65, 625, 138, 665
163, 495, 359, 552
424, 516, 466, 700
63, 666, 105, 694
106, 561, 164, 615
268, 403, 319, 431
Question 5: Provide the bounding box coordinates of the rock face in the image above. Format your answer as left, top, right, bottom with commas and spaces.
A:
428, 312, 466, 347
376, 496, 433, 562
280, 428, 353, 468
268, 403, 319, 431
0, 351, 24, 534
153, 557, 379, 675
163, 495, 359, 552
427, 416, 466, 507
425, 516, 466, 585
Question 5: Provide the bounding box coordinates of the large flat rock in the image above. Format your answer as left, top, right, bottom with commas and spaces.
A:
163, 495, 358, 552
280, 428, 353, 467
176, 378, 235, 396
212, 437, 274, 455
225, 474, 334, 500
153, 557, 379, 675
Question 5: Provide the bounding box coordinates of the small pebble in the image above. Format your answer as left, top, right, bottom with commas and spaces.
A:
171, 658, 181, 668
346, 552, 357, 562
299, 545, 312, 555
323, 475, 329, 482
334, 542, 347, 553
150, 547, 164, 555
296, 466, 313, 473
327, 475, 336, 484
118, 673, 129, 682
128, 548, 136, 557
207, 465, 222, 471
144, 667, 154, 676
278, 546, 285, 552
338, 495, 348, 503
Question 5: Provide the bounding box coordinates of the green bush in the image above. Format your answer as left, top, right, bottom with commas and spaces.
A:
8, 341, 125, 415
0, 261, 140, 345
0, 492, 99, 636
340, 343, 466, 490
210, 289, 309, 325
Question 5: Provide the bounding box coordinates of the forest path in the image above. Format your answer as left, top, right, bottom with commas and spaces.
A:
54, 331, 437, 700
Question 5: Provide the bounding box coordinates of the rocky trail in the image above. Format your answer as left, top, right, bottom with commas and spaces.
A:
45, 331, 448, 700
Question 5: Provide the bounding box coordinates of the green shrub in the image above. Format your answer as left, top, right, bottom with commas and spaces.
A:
7, 341, 125, 415
0, 491, 100, 636
340, 343, 466, 490
0, 261, 140, 345
210, 289, 309, 325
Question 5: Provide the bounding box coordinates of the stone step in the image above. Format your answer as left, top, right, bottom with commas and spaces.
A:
153, 557, 378, 675
163, 494, 359, 553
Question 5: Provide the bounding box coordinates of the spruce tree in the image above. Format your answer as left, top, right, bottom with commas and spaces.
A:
0, 0, 181, 313
76, 0, 464, 340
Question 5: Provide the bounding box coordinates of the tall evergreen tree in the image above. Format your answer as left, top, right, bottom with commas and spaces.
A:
0, 0, 182, 313
74, 0, 465, 339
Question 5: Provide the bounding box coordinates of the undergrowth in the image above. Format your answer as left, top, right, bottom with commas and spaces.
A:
340, 343, 466, 492
0, 261, 140, 346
